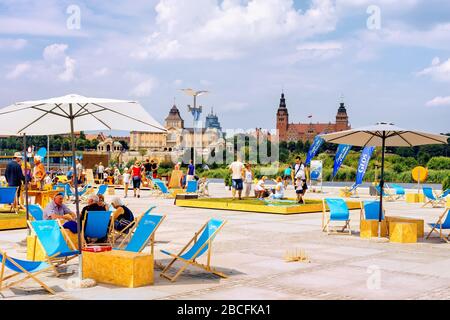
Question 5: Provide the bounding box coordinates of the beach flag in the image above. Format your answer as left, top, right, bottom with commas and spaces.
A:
305, 136, 324, 166
332, 144, 352, 178
355, 146, 375, 185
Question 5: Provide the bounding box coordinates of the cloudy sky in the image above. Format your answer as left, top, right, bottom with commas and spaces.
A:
0, 0, 449, 134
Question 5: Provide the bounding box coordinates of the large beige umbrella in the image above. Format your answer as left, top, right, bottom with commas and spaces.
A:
320, 122, 449, 237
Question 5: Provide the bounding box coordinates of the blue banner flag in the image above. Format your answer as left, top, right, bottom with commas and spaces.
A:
305, 136, 324, 165
333, 144, 352, 178
355, 146, 375, 185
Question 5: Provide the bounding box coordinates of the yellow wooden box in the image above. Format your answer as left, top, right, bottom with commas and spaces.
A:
360, 220, 388, 238
406, 194, 418, 203
82, 250, 153, 288
389, 222, 417, 243
447, 197, 450, 208
0, 217, 27, 231
27, 231, 79, 261
386, 216, 424, 238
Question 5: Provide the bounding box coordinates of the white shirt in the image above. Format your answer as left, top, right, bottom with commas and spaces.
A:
229, 161, 244, 180
98, 165, 104, 173
255, 179, 265, 191
294, 163, 306, 180
123, 173, 130, 184
244, 169, 253, 183
76, 163, 83, 177
275, 182, 285, 196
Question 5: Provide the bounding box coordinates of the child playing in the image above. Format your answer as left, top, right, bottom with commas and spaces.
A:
295, 177, 306, 204
122, 167, 130, 198
254, 176, 267, 200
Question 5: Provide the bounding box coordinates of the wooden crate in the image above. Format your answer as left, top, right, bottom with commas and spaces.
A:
386, 216, 424, 238
389, 222, 417, 243
360, 220, 388, 238
82, 250, 153, 288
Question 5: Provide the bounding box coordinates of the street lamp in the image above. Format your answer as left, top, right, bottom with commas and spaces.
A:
180, 89, 209, 174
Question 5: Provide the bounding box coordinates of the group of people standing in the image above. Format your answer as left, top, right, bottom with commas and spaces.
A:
228, 156, 308, 203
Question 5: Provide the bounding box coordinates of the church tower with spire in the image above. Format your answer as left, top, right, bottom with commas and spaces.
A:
276, 92, 289, 141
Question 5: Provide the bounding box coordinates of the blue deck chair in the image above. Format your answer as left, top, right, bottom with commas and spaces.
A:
154, 180, 173, 198
360, 200, 385, 221
82, 211, 112, 246
426, 208, 450, 242
390, 184, 405, 198
96, 185, 108, 196
110, 205, 156, 243
116, 213, 165, 254
186, 180, 198, 193
375, 185, 398, 201
0, 187, 18, 213
0, 249, 55, 294
322, 198, 351, 235
28, 204, 44, 221
29, 220, 79, 276
160, 218, 227, 282
423, 187, 447, 208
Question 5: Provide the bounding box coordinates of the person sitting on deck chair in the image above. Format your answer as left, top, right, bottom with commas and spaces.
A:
81, 194, 107, 244
43, 192, 77, 233
110, 197, 135, 233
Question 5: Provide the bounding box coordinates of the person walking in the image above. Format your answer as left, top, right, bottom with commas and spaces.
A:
151, 159, 159, 179
5, 152, 25, 209
122, 167, 130, 198
229, 156, 244, 200
186, 159, 195, 183
97, 162, 105, 180
131, 161, 143, 198
143, 159, 152, 180
283, 164, 292, 189
75, 159, 83, 185
243, 163, 253, 198
291, 156, 308, 197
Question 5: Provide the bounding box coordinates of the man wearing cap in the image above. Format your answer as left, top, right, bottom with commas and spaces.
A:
43, 192, 77, 233
5, 152, 25, 208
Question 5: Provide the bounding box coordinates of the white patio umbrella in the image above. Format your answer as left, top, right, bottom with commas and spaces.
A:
319, 122, 449, 237
0, 94, 166, 275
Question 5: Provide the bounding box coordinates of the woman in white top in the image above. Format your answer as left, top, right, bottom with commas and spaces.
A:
270, 176, 285, 200
122, 167, 131, 198
243, 163, 253, 198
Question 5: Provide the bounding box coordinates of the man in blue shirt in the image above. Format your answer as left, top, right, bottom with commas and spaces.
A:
5, 152, 25, 208
186, 159, 195, 183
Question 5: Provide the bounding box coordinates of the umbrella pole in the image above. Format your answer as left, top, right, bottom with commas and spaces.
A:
69, 104, 82, 279
23, 133, 30, 235
378, 131, 386, 238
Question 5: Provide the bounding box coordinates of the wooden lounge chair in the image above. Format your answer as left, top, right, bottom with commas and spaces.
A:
160, 218, 227, 282
29, 220, 79, 276
27, 204, 44, 221
110, 206, 156, 244
423, 187, 448, 208
0, 249, 55, 295
0, 187, 19, 213
322, 198, 351, 235
82, 211, 113, 247
426, 208, 450, 242
115, 212, 165, 254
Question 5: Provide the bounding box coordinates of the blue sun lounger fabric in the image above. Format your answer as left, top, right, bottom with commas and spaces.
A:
119, 214, 165, 253
160, 218, 227, 282
83, 211, 112, 244
0, 250, 55, 294
28, 204, 44, 221
363, 200, 384, 221
30, 220, 79, 258
186, 180, 198, 193
323, 198, 351, 234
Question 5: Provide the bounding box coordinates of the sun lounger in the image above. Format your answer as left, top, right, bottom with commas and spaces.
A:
186, 180, 198, 193
423, 186, 447, 208
82, 211, 113, 247
322, 198, 351, 235
426, 208, 450, 242
360, 200, 385, 221
375, 185, 398, 201
153, 180, 173, 198
110, 206, 156, 243
28, 204, 44, 221
29, 220, 79, 276
0, 249, 55, 295
160, 218, 227, 282
0, 187, 18, 213
116, 213, 165, 254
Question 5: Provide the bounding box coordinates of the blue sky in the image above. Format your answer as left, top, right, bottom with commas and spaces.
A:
0, 0, 449, 135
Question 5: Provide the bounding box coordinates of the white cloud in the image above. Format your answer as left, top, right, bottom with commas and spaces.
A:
426, 96, 450, 107
132, 0, 338, 60
93, 67, 110, 77
43, 43, 68, 61
59, 56, 76, 81
0, 38, 27, 50
173, 79, 183, 86
6, 62, 31, 79
130, 78, 158, 97
417, 57, 450, 82
294, 41, 343, 60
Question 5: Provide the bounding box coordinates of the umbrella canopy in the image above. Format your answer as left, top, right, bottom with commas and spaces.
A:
0, 94, 165, 135
0, 94, 166, 278
320, 122, 449, 237
319, 122, 448, 147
